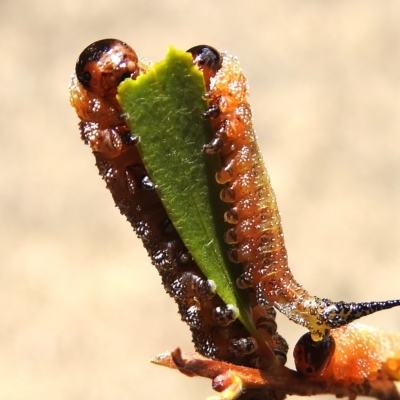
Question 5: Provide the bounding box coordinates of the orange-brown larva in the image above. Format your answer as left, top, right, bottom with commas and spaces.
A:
69, 39, 288, 367
294, 323, 400, 383
187, 45, 400, 342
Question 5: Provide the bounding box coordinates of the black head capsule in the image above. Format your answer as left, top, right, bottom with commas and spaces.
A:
186, 45, 222, 74
76, 39, 115, 88
294, 332, 336, 376
75, 39, 140, 98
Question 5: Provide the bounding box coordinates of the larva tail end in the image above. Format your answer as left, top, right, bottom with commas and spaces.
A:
320, 299, 400, 330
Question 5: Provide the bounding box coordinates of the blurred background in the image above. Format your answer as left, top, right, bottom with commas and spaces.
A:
1, 1, 400, 399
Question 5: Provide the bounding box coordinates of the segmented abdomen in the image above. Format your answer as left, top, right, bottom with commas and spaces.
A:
190, 48, 324, 337
69, 39, 288, 367
188, 45, 400, 342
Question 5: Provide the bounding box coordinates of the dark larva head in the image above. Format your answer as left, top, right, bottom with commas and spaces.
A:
76, 39, 115, 87
76, 39, 140, 98
187, 45, 221, 71
293, 332, 335, 376
187, 45, 222, 86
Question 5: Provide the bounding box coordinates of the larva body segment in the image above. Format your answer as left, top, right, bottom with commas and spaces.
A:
188, 45, 400, 342
69, 39, 288, 367
294, 323, 400, 383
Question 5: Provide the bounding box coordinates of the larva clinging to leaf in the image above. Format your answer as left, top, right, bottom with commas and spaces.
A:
69, 39, 288, 367
187, 44, 400, 342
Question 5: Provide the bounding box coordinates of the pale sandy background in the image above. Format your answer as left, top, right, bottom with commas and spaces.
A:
1, 1, 400, 399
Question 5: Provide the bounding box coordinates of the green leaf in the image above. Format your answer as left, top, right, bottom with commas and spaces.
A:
117, 47, 259, 340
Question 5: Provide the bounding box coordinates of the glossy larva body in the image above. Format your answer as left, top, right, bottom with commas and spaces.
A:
69, 39, 287, 367
188, 45, 400, 342
294, 323, 400, 383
